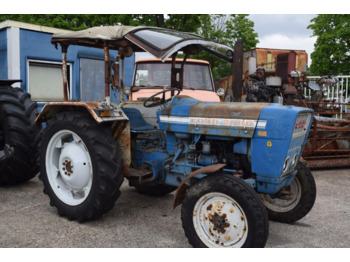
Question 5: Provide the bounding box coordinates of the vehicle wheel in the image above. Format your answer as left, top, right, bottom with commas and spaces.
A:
133, 183, 176, 196
260, 162, 316, 223
40, 112, 124, 221
0, 86, 39, 185
181, 174, 269, 248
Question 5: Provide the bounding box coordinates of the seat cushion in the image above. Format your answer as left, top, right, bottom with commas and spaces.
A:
122, 107, 156, 132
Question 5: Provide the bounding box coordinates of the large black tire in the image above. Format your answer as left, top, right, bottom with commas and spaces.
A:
39, 112, 124, 222
0, 85, 39, 185
133, 183, 176, 196
181, 174, 269, 248
260, 162, 316, 224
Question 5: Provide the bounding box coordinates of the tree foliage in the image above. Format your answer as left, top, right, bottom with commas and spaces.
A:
0, 14, 204, 32
195, 14, 259, 78
0, 14, 259, 78
308, 14, 350, 76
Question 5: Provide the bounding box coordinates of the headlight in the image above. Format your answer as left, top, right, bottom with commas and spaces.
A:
217, 87, 225, 97
291, 153, 299, 168
282, 157, 290, 173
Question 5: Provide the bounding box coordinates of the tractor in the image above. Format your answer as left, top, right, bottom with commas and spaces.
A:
36, 25, 316, 248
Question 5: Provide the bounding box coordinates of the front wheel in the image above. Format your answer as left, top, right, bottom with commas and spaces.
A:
181, 175, 269, 248
260, 162, 316, 223
40, 112, 124, 221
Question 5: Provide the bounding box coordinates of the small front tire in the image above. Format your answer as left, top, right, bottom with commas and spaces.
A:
260, 162, 316, 223
181, 174, 269, 248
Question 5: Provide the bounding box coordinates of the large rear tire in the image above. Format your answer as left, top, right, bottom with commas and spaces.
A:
260, 162, 316, 223
0, 85, 39, 185
181, 175, 269, 248
40, 112, 124, 221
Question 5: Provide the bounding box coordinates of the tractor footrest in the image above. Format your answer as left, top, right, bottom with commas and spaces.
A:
129, 168, 154, 184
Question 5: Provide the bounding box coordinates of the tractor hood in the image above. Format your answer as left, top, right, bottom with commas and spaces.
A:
158, 96, 270, 138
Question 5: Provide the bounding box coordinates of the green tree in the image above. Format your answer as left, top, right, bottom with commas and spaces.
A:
0, 14, 204, 32
194, 14, 259, 78
308, 14, 350, 75
0, 14, 258, 78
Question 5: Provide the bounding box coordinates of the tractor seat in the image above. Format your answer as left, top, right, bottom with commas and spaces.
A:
122, 107, 157, 132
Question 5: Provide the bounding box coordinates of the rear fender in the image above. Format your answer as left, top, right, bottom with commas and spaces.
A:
173, 163, 226, 208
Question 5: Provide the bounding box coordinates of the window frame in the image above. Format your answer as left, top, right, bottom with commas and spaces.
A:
27, 59, 72, 102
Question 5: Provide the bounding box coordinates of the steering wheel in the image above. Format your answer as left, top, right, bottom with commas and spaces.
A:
143, 88, 181, 108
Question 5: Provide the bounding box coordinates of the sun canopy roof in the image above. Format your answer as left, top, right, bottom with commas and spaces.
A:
52, 25, 233, 63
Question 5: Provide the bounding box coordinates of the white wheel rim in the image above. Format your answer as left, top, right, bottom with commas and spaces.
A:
261, 177, 302, 212
45, 130, 93, 206
193, 192, 248, 248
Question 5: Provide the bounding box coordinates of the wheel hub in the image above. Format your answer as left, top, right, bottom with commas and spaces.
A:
212, 213, 228, 231
62, 159, 73, 176
58, 142, 91, 191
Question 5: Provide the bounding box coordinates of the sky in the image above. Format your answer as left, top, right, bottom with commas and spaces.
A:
249, 14, 317, 66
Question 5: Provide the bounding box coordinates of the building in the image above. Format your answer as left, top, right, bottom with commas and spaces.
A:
0, 20, 135, 109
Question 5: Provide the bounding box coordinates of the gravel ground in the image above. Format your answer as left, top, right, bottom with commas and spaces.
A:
0, 168, 349, 248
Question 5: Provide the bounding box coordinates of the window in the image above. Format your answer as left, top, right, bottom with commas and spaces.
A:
133, 62, 214, 91
80, 58, 105, 102
28, 60, 71, 102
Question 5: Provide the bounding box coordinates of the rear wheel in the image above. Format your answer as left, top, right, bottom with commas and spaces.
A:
40, 112, 124, 221
0, 85, 39, 185
181, 175, 269, 248
260, 162, 316, 223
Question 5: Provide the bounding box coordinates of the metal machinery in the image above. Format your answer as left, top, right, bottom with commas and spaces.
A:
220, 47, 350, 169
36, 27, 316, 248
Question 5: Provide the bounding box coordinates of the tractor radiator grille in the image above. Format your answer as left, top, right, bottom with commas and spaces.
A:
284, 113, 312, 173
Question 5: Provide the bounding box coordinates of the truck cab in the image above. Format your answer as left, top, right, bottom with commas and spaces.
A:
131, 58, 221, 102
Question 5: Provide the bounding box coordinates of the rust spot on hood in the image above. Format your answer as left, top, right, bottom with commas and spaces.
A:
189, 102, 269, 120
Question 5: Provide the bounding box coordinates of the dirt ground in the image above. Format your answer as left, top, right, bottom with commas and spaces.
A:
0, 168, 349, 248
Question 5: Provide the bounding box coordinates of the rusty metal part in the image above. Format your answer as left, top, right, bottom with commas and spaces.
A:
113, 55, 120, 88
299, 99, 350, 169
104, 43, 111, 100
129, 168, 154, 184
35, 102, 128, 124
304, 157, 350, 169
117, 122, 131, 176
61, 45, 69, 102
276, 51, 297, 84
173, 163, 226, 208
119, 56, 126, 102
232, 40, 243, 102
243, 48, 308, 75
189, 102, 269, 120
62, 159, 73, 176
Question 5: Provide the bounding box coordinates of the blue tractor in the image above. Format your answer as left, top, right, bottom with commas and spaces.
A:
36, 26, 316, 248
